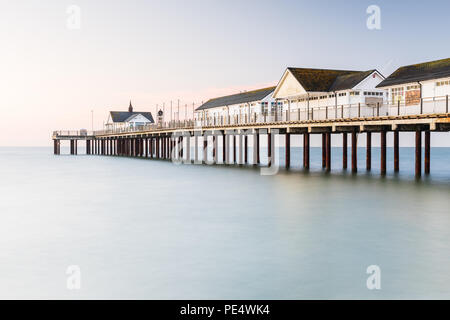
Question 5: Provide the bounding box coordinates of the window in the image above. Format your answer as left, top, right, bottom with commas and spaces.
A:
407, 85, 420, 90
436, 80, 450, 87
350, 91, 360, 96
338, 92, 347, 97
391, 87, 404, 103
261, 102, 268, 113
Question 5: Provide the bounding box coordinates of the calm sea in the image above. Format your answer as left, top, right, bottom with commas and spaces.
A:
0, 146, 449, 299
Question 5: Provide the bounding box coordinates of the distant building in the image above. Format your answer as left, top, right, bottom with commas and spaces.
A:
272, 67, 386, 118
195, 87, 276, 125
106, 101, 154, 129
377, 58, 450, 114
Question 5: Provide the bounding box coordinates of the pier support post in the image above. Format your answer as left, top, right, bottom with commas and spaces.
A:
222, 132, 226, 164
342, 133, 347, 170
256, 130, 260, 165
381, 130, 387, 176
394, 131, 399, 172
156, 136, 160, 159
239, 133, 243, 165
303, 132, 310, 169
322, 133, 326, 168
186, 133, 191, 163
425, 130, 430, 175
145, 138, 148, 158
180, 136, 184, 160
213, 135, 217, 164
149, 137, 153, 158
233, 134, 237, 164
267, 131, 272, 167
53, 140, 58, 155
415, 130, 422, 178
194, 134, 199, 163
244, 134, 248, 165
366, 132, 371, 171
203, 134, 208, 164
352, 131, 357, 173
285, 132, 290, 169
326, 132, 331, 172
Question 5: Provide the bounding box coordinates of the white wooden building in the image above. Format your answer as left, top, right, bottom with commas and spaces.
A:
105, 101, 155, 130
376, 57, 450, 115
272, 67, 386, 120
195, 87, 276, 126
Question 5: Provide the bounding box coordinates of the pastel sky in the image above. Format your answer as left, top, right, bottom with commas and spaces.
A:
1, 0, 449, 146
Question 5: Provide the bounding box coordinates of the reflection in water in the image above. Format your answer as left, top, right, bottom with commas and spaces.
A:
0, 147, 449, 299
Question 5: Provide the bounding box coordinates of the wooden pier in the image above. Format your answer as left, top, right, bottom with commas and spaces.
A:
53, 112, 450, 178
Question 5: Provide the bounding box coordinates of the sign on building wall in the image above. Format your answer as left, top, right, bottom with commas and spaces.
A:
406, 90, 421, 106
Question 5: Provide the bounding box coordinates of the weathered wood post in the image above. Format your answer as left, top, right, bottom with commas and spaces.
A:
244, 134, 248, 165
394, 131, 399, 172
415, 130, 422, 178
194, 133, 199, 163
256, 130, 260, 165
156, 136, 160, 159
285, 132, 290, 169
239, 132, 243, 165
326, 132, 331, 172
213, 135, 217, 164
381, 130, 387, 176
53, 140, 58, 155
233, 134, 237, 164
180, 136, 184, 160
425, 130, 430, 175
342, 133, 347, 170
186, 133, 191, 163
222, 132, 226, 164
267, 131, 272, 167
322, 133, 326, 168
352, 131, 357, 173
303, 132, 310, 169
366, 132, 371, 171
203, 134, 208, 164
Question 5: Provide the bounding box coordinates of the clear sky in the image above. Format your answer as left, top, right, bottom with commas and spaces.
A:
1, 0, 449, 146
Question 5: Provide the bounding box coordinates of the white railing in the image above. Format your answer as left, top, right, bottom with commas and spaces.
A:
55, 95, 448, 137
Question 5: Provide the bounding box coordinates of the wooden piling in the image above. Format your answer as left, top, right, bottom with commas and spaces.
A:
222, 133, 226, 164
326, 132, 331, 172
352, 131, 357, 173
425, 130, 430, 175
267, 131, 272, 167
381, 130, 387, 176
303, 132, 310, 169
256, 131, 260, 165
415, 130, 422, 178
244, 134, 248, 165
203, 135, 208, 164
322, 133, 326, 168
394, 131, 399, 172
285, 133, 290, 169
342, 133, 347, 170
233, 134, 236, 164
366, 132, 371, 171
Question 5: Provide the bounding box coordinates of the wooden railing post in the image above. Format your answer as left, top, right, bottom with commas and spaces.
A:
446, 95, 449, 113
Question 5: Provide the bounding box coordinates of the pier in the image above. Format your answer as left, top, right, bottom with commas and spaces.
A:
53, 100, 450, 179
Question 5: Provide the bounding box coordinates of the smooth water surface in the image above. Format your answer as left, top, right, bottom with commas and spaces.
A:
0, 147, 449, 299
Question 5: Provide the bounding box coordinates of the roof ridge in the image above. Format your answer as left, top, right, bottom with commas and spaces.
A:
204, 86, 276, 103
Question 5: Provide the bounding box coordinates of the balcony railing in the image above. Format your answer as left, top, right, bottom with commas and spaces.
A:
61, 95, 448, 137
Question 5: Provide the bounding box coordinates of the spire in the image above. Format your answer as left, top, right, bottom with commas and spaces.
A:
128, 100, 133, 112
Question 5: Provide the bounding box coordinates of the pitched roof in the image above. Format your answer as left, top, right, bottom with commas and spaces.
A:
377, 58, 450, 88
287, 67, 377, 92
109, 111, 154, 123
196, 87, 276, 111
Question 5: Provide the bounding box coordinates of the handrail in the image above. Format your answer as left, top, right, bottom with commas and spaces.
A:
53, 95, 449, 137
